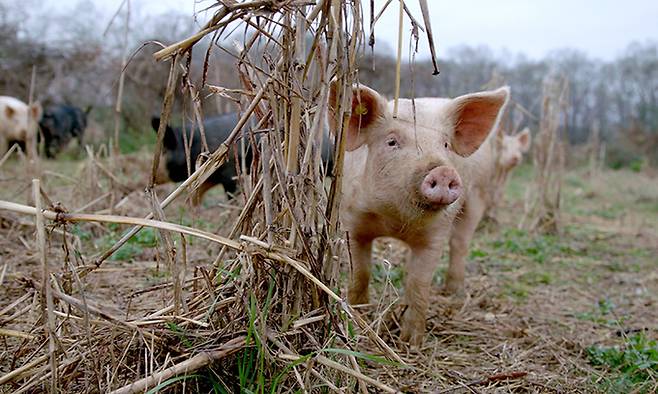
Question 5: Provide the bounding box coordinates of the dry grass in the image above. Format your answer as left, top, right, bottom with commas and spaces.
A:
2, 1, 406, 392
3, 151, 656, 393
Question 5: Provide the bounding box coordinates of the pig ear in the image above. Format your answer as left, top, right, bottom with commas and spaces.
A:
30, 102, 42, 120
517, 127, 531, 153
449, 87, 510, 157
329, 80, 387, 151
151, 117, 161, 132
4, 105, 16, 119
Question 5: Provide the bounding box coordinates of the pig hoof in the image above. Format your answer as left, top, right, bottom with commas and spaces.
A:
400, 310, 425, 346
441, 280, 465, 296
400, 321, 424, 347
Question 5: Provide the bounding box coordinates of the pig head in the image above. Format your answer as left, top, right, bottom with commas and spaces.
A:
0, 96, 42, 156
329, 82, 509, 345
499, 128, 531, 170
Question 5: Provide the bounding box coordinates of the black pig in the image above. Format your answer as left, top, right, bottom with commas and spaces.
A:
152, 113, 334, 205
39, 104, 88, 158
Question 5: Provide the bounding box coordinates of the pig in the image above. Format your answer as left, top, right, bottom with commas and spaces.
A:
39, 104, 89, 158
151, 113, 243, 205
152, 113, 335, 205
328, 82, 509, 345
446, 127, 531, 297
0, 96, 42, 156
480, 128, 532, 223
499, 128, 531, 171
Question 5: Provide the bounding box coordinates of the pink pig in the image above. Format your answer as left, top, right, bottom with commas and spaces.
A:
447, 127, 531, 299
329, 82, 509, 345
479, 128, 532, 223
0, 96, 42, 156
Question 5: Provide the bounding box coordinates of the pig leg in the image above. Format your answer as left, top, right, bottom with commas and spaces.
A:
445, 194, 486, 294
347, 237, 373, 305
401, 244, 442, 345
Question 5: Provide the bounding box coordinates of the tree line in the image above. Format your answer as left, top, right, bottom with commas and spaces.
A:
359, 43, 658, 167
1, 1, 656, 166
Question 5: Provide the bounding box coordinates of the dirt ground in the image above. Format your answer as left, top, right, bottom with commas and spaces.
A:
361, 165, 658, 392
1, 153, 657, 393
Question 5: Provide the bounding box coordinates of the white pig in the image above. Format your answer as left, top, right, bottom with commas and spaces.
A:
329, 82, 509, 344
0, 96, 42, 156
479, 128, 532, 223
447, 127, 531, 297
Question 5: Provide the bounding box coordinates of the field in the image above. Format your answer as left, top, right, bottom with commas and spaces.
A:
0, 150, 656, 393
2, 0, 658, 391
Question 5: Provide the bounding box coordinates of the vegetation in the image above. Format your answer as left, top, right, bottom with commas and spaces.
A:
0, 0, 656, 393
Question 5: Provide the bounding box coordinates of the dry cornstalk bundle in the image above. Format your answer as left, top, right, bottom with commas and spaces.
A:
521, 76, 568, 234
0, 1, 443, 392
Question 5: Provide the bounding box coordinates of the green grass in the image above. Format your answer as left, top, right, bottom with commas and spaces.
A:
501, 281, 530, 301
166, 322, 193, 349
588, 333, 658, 392
119, 127, 157, 154
491, 228, 559, 264
94, 226, 160, 261
372, 259, 404, 288
575, 298, 620, 326
504, 163, 534, 201
145, 371, 231, 393
519, 270, 553, 286
237, 280, 276, 393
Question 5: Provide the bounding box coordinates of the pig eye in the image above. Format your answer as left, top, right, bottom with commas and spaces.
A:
386, 137, 399, 148
444, 142, 449, 149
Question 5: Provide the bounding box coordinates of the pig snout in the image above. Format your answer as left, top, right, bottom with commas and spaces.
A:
420, 166, 462, 207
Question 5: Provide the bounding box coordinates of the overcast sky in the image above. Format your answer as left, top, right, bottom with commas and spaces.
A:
39, 0, 658, 61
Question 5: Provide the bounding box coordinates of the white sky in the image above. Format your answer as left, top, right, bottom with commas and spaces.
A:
38, 0, 658, 61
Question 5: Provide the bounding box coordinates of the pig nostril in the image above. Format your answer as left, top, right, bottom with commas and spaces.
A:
429, 179, 437, 188
448, 180, 459, 190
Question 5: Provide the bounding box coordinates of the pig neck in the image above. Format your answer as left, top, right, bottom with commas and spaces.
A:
340, 146, 460, 245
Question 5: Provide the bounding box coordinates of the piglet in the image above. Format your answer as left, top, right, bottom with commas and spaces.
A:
0, 96, 42, 155
328, 82, 509, 345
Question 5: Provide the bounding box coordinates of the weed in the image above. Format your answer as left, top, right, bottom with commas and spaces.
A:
519, 271, 553, 286
469, 248, 488, 259
372, 260, 404, 288
146, 371, 231, 393
492, 228, 557, 264
236, 280, 276, 393
167, 322, 193, 349
321, 348, 402, 367
94, 226, 160, 261
134, 227, 158, 247
565, 175, 586, 188
629, 159, 644, 173
70, 224, 92, 241
590, 206, 622, 220
119, 127, 157, 154
111, 243, 143, 261
587, 333, 658, 392
502, 281, 529, 301
575, 298, 620, 326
